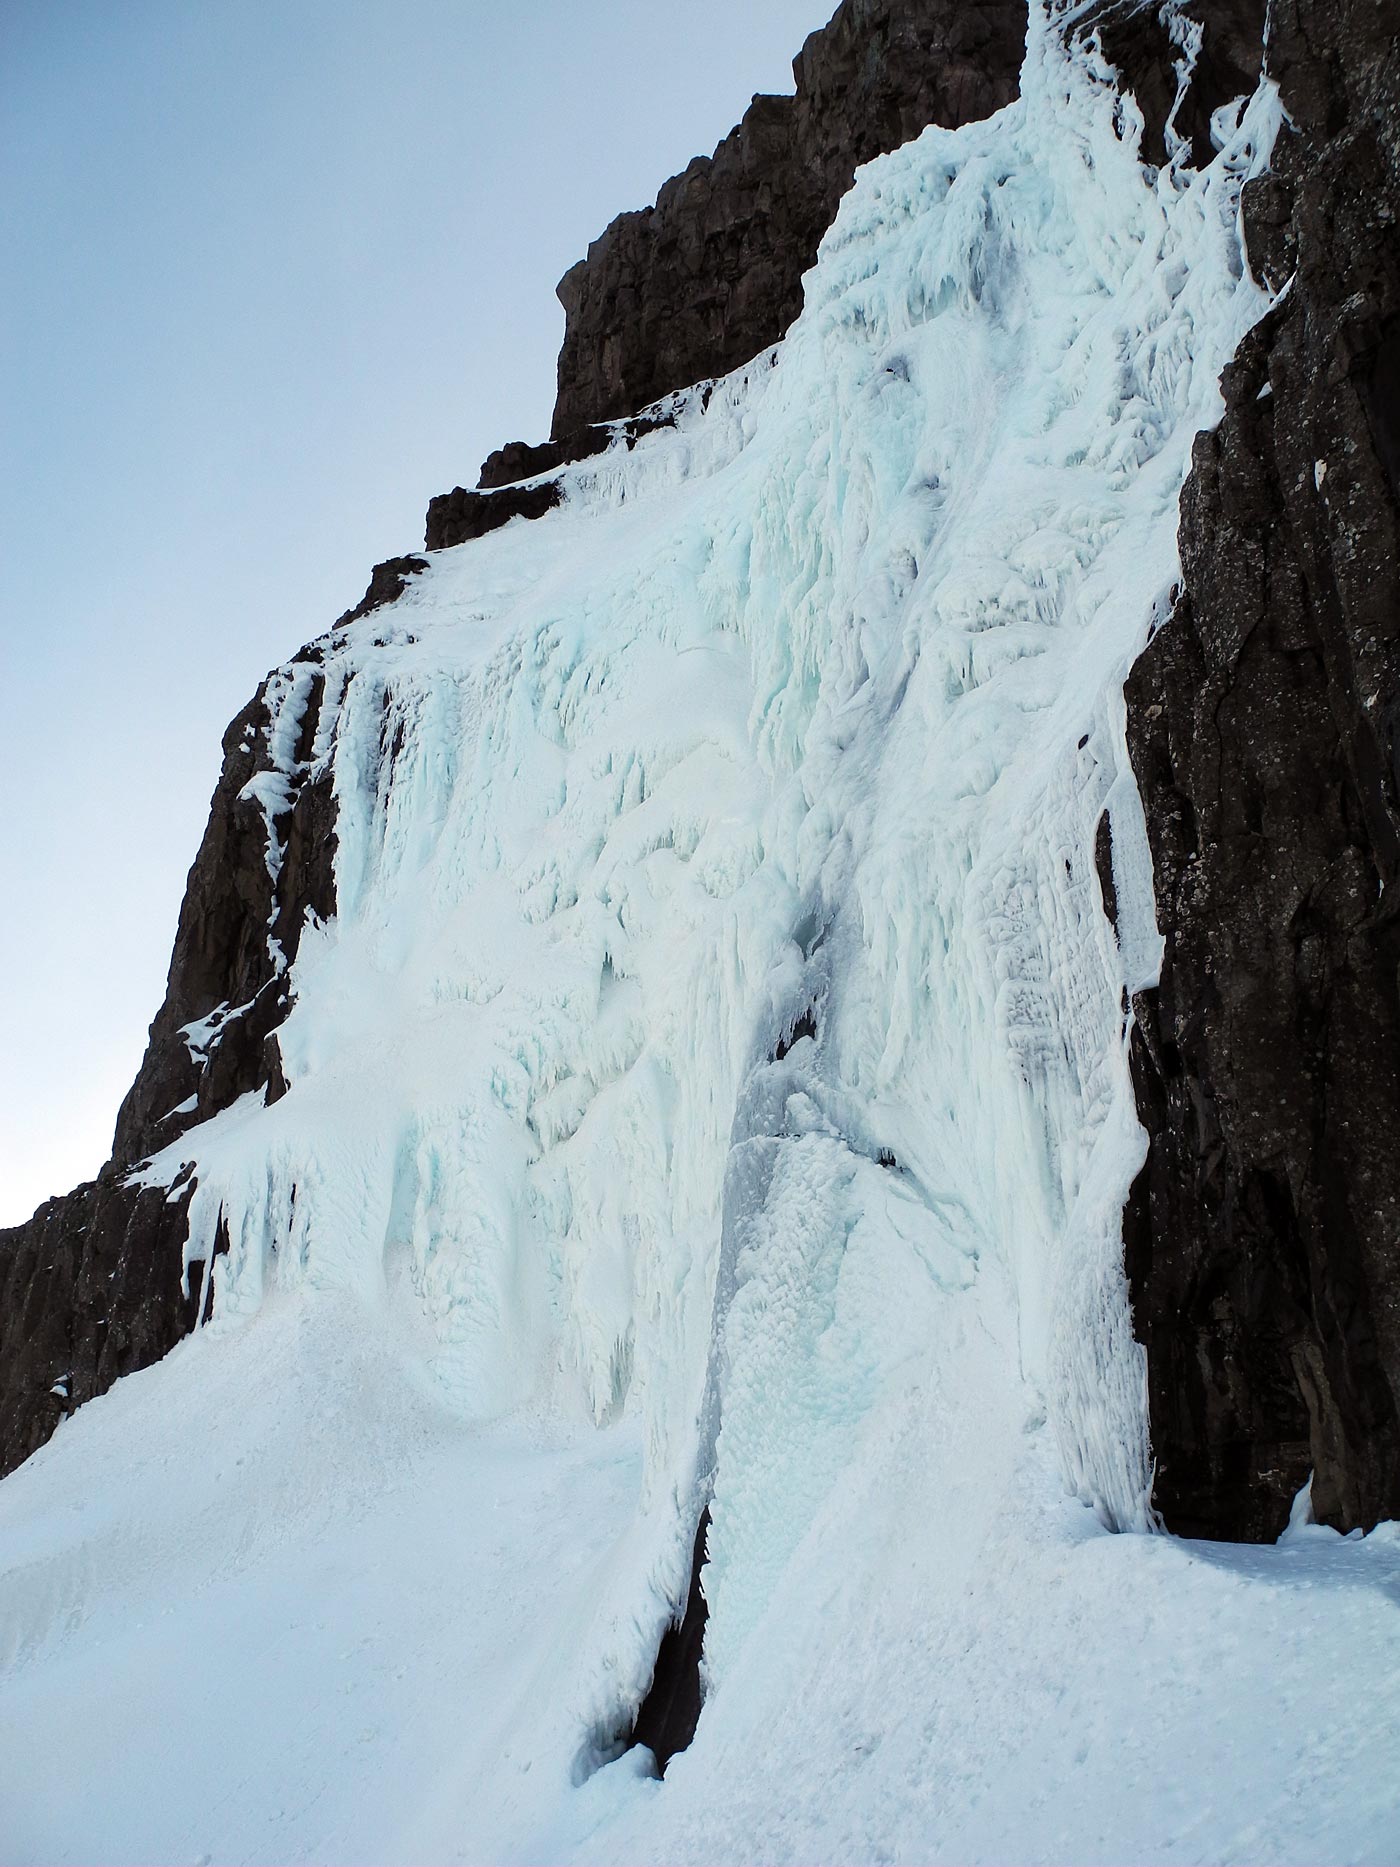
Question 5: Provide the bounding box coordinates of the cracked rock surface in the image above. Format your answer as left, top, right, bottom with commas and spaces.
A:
549, 0, 1025, 437
1123, 0, 1400, 1539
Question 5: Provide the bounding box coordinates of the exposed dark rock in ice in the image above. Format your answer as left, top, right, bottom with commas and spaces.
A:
425, 412, 683, 550
8, 0, 1398, 1572
1086, 0, 1266, 173
548, 0, 1026, 439
336, 555, 428, 627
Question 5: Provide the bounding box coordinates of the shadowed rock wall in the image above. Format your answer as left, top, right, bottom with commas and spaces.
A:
549, 0, 1026, 439
1120, 0, 1400, 1539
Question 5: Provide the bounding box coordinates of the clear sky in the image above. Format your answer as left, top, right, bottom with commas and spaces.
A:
0, 0, 836, 1224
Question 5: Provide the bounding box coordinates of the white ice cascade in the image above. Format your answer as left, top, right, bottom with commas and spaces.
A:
140, 0, 1279, 1708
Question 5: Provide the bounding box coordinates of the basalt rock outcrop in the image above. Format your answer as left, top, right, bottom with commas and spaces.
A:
426, 0, 1030, 574
1121, 0, 1400, 1539
458, 0, 1024, 504
0, 652, 338, 1475
426, 411, 684, 548
549, 0, 1025, 440
424, 476, 563, 552
336, 555, 428, 627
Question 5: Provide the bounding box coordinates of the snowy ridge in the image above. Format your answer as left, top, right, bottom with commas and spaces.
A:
9, 10, 1400, 1863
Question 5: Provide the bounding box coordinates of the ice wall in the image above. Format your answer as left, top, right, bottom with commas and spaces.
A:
134, 0, 1280, 1739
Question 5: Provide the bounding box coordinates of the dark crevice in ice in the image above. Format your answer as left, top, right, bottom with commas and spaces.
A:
773, 1007, 818, 1062
628, 1508, 711, 1774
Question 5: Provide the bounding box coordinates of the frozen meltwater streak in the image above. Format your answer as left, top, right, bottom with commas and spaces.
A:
134, 0, 1282, 1745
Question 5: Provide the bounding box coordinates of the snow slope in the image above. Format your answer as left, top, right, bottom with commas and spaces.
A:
3, 1285, 1399, 1866
5, 7, 1400, 1862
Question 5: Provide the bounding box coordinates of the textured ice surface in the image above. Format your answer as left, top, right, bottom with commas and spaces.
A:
6, 9, 1399, 1863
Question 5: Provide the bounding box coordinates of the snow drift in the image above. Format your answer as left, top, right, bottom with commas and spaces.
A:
4, 7, 1400, 1863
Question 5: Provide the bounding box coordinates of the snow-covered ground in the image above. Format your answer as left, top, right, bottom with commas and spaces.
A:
4, 1291, 1399, 1865
5, 7, 1400, 1862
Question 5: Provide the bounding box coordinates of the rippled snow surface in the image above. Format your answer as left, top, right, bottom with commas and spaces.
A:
7, 10, 1400, 1864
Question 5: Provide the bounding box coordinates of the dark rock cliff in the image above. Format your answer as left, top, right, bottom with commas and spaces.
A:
457, 0, 1024, 502
426, 412, 680, 547
549, 0, 1025, 439
1120, 0, 1400, 1539
0, 628, 346, 1475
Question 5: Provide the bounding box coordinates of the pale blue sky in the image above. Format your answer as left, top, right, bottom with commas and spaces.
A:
0, 0, 835, 1221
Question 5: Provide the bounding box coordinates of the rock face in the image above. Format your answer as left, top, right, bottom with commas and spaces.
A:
1121, 0, 1400, 1539
336, 555, 427, 626
549, 0, 1026, 438
424, 476, 562, 551
628, 1510, 712, 1773
0, 649, 338, 1476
